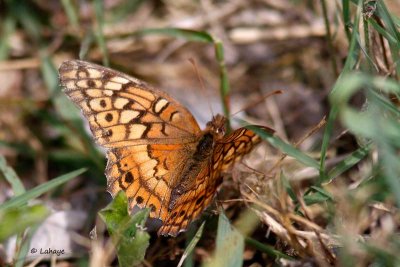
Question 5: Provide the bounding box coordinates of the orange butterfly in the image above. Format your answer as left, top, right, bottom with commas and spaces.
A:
59, 60, 273, 236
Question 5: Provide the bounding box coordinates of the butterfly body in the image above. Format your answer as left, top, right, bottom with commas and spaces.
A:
59, 60, 272, 236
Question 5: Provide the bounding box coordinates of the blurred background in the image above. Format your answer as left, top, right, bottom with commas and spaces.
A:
1, 0, 400, 266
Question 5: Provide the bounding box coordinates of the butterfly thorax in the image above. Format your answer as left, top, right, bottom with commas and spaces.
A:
168, 114, 227, 210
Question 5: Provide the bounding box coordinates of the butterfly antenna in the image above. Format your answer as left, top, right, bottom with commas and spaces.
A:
188, 58, 214, 117
230, 90, 283, 119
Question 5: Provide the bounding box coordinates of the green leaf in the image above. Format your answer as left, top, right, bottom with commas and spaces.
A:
0, 168, 86, 212
0, 204, 49, 241
99, 191, 150, 267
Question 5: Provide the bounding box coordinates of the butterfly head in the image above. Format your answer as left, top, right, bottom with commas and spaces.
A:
206, 114, 226, 139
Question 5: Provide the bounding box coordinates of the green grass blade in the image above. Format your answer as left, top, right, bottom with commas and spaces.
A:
40, 52, 59, 96
309, 186, 334, 200
214, 41, 231, 122
379, 143, 400, 208
342, 0, 351, 40
10, 2, 42, 41
60, 0, 79, 28
376, 1, 400, 42
178, 222, 205, 267
320, 0, 362, 182
0, 14, 16, 60
303, 186, 334, 205
79, 30, 95, 60
376, 1, 400, 78
368, 90, 400, 116
0, 168, 86, 212
245, 237, 294, 260
319, 106, 338, 182
14, 224, 40, 267
108, 0, 144, 23
136, 28, 231, 122
303, 191, 332, 205
138, 28, 214, 43
0, 155, 25, 195
93, 0, 109, 66
368, 18, 398, 44
320, 0, 339, 76
328, 69, 400, 208
247, 125, 319, 169
326, 143, 372, 183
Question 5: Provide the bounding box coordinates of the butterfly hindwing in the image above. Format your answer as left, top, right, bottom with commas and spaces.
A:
158, 165, 216, 236
158, 126, 272, 236
106, 143, 198, 221
215, 126, 273, 171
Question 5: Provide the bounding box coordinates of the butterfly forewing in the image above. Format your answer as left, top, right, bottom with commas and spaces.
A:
59, 60, 201, 148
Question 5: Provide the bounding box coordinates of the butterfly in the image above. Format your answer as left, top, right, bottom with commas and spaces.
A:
59, 60, 273, 236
